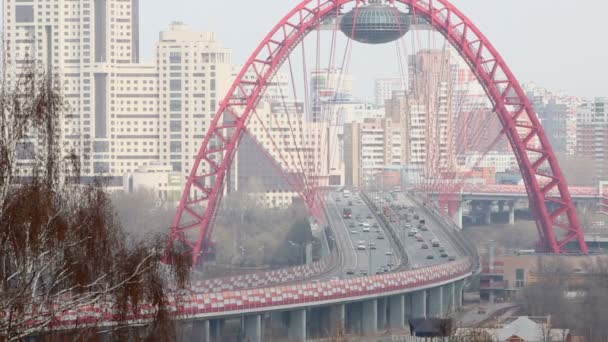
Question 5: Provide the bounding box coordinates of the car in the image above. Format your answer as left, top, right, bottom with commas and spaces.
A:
366, 214, 372, 219
346, 269, 355, 275
438, 247, 446, 253
416, 236, 424, 242
336, 197, 341, 202
330, 276, 340, 281
410, 228, 419, 234
419, 225, 429, 231
350, 229, 358, 234
421, 243, 429, 249
376, 270, 383, 275
357, 243, 366, 250
385, 251, 393, 256
359, 270, 368, 276
370, 244, 377, 250
431, 238, 440, 247
408, 230, 416, 237
427, 254, 435, 259
348, 201, 353, 206
449, 256, 456, 261
387, 262, 395, 267
349, 222, 356, 227
413, 214, 420, 220
377, 235, 385, 240
372, 222, 379, 228
440, 253, 449, 258
358, 222, 365, 227
414, 233, 422, 239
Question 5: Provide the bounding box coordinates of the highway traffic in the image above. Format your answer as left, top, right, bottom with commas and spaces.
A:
326, 190, 400, 278
369, 191, 463, 269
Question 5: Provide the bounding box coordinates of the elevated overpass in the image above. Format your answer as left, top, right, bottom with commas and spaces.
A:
429, 184, 608, 228
38, 191, 477, 342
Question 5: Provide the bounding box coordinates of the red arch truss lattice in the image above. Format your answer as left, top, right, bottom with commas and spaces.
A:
165, 0, 588, 266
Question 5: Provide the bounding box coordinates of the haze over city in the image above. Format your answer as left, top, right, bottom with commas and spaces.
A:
1, 0, 607, 341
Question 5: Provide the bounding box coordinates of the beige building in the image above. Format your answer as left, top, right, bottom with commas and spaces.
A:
344, 118, 402, 187
155, 22, 232, 178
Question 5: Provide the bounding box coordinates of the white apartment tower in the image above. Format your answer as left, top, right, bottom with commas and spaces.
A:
4, 3, 235, 186
374, 77, 404, 107
155, 22, 232, 175
3, 0, 156, 180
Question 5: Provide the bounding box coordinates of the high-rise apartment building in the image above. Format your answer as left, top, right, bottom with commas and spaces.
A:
3, 0, 154, 181
577, 98, 608, 179
155, 22, 232, 176
3, 3, 237, 188
374, 77, 404, 107
310, 68, 353, 122
343, 118, 402, 187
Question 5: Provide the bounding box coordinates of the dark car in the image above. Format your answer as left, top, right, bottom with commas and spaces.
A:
366, 214, 372, 219
421, 243, 429, 249
427, 255, 435, 259
346, 269, 355, 275
441, 253, 449, 258
449, 256, 456, 261
377, 235, 385, 240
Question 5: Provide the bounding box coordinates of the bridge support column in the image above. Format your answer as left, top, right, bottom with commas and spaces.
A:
456, 280, 465, 310
288, 309, 306, 342
243, 314, 262, 342
327, 304, 345, 337
411, 290, 427, 319
362, 299, 378, 335
428, 286, 443, 318
484, 204, 492, 225
191, 320, 210, 342
388, 295, 405, 331
378, 297, 387, 331
509, 201, 516, 225
209, 319, 224, 342
443, 283, 456, 315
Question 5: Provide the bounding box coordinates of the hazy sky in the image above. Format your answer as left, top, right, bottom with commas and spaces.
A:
133, 1, 598, 99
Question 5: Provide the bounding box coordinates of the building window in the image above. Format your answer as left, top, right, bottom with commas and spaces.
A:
16, 5, 34, 23
170, 79, 181, 91
169, 52, 181, 64
515, 268, 525, 288
170, 141, 181, 153
170, 100, 181, 112
170, 121, 181, 132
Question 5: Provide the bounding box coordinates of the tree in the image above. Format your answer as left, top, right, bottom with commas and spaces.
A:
0, 72, 189, 340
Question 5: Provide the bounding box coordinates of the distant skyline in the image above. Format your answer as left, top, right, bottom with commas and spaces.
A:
139, 0, 607, 99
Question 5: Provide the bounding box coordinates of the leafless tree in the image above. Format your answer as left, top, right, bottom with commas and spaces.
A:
0, 71, 190, 340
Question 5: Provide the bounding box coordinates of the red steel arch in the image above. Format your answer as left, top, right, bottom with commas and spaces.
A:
166, 0, 588, 266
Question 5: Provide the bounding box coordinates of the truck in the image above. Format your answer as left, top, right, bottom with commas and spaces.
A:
342, 208, 352, 219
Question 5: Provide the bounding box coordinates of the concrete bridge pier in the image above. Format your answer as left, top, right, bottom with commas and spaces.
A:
377, 297, 388, 331
427, 286, 443, 318
456, 280, 465, 309
345, 302, 362, 334
410, 290, 427, 319
362, 299, 378, 335
243, 314, 262, 342
287, 309, 306, 341
208, 319, 224, 342
191, 320, 210, 342
325, 304, 346, 336
509, 201, 516, 225
443, 283, 456, 315
388, 294, 405, 331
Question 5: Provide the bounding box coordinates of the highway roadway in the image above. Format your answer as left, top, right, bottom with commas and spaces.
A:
367, 191, 463, 269
325, 191, 400, 278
